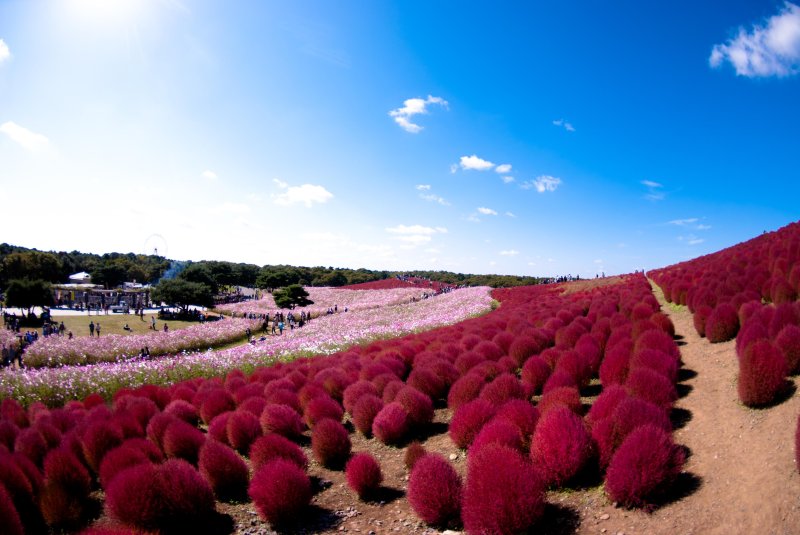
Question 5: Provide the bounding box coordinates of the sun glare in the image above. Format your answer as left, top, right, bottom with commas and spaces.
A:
65, 0, 149, 27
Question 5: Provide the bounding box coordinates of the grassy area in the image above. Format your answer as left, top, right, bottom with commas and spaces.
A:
23, 313, 197, 338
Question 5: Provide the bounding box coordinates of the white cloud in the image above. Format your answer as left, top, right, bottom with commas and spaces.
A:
459, 154, 495, 171
641, 179, 665, 201
710, 2, 800, 77
466, 214, 482, 223
272, 181, 333, 207
0, 39, 9, 64
0, 121, 50, 152
416, 184, 431, 191
678, 234, 705, 246
201, 170, 218, 181
495, 164, 512, 174
386, 224, 447, 246
420, 193, 450, 206
449, 164, 458, 174
505, 212, 516, 218
499, 249, 519, 256
212, 201, 251, 215
668, 218, 699, 226
389, 95, 448, 133
521, 175, 562, 193
553, 119, 575, 132
501, 176, 515, 184
477, 207, 498, 216
696, 224, 712, 230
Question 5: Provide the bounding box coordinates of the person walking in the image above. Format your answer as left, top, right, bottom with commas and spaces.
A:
96, 323, 101, 337
89, 321, 95, 337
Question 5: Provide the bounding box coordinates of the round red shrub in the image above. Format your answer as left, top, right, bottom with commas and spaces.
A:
164, 400, 199, 425
494, 399, 540, 442
155, 459, 216, 530
542, 370, 578, 394
406, 368, 446, 400
530, 406, 594, 487
249, 433, 308, 471
634, 329, 680, 362
586, 385, 628, 428
508, 332, 549, 367
303, 395, 344, 428
407, 453, 462, 527
449, 398, 497, 449
625, 367, 678, 410
395, 387, 434, 427
345, 452, 383, 499
776, 324, 800, 374
462, 444, 545, 535
554, 349, 593, 389
146, 413, 178, 450
738, 339, 789, 407
650, 312, 676, 338
470, 419, 524, 456
600, 340, 632, 387
351, 394, 383, 437
521, 356, 552, 395
259, 404, 305, 440
492, 331, 515, 353
538, 386, 582, 416
594, 397, 672, 469
14, 428, 48, 467
446, 373, 486, 410
0, 484, 23, 535
479, 372, 525, 407
264, 388, 301, 413
39, 449, 92, 529
226, 410, 262, 454
605, 425, 685, 508
381, 380, 405, 403
207, 411, 233, 444
372, 402, 409, 445
198, 439, 249, 501
0, 421, 19, 451
82, 421, 124, 473
199, 391, 236, 425
705, 303, 740, 343
404, 441, 426, 471
454, 351, 486, 374
311, 418, 351, 469
248, 459, 312, 527
629, 348, 679, 383
342, 381, 379, 414
162, 419, 206, 464
99, 444, 154, 490
736, 321, 769, 359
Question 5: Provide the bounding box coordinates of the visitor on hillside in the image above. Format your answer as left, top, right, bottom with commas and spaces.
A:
59, 321, 65, 335
278, 321, 284, 335
163, 323, 169, 333
123, 323, 132, 332
151, 316, 157, 330
96, 323, 101, 336
68, 331, 73, 340
89, 321, 95, 337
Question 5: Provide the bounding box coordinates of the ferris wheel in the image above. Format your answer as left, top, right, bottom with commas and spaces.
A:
143, 234, 169, 258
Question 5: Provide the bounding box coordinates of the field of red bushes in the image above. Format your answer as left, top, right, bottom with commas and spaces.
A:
2, 222, 800, 534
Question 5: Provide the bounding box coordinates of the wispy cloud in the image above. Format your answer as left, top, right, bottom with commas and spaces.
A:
385, 224, 447, 245
272, 180, 333, 207
668, 218, 699, 226
501, 176, 515, 184
477, 207, 498, 216
389, 95, 448, 133
499, 249, 519, 256
505, 212, 516, 218
0, 39, 10, 64
416, 184, 431, 191
459, 154, 495, 171
710, 2, 800, 77
201, 170, 218, 181
552, 118, 576, 132
678, 234, 705, 246
420, 193, 450, 206
495, 164, 512, 174
0, 121, 50, 152
521, 175, 562, 193
641, 179, 665, 201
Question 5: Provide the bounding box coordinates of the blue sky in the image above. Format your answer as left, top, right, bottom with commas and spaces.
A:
1, 1, 799, 277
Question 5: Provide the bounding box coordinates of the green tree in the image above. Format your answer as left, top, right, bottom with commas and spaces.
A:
178, 263, 219, 294
90, 263, 128, 288
151, 279, 214, 312
2, 251, 63, 284
272, 284, 313, 309
5, 279, 54, 317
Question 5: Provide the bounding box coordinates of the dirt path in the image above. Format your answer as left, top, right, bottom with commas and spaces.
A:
569, 291, 800, 535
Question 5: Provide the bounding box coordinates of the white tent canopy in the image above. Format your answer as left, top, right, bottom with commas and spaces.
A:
68, 271, 91, 282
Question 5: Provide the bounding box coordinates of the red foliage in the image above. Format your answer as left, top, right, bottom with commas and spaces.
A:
508, 332, 549, 366
407, 453, 462, 527
14, 428, 48, 467
0, 421, 19, 451
494, 399, 540, 441
473, 340, 504, 361
198, 439, 249, 501
162, 419, 206, 464
454, 351, 486, 374
479, 372, 525, 407
99, 443, 155, 490
342, 381, 379, 414
625, 367, 678, 410
82, 420, 124, 473
406, 368, 447, 400
605, 425, 685, 508
736, 321, 769, 359
249, 433, 308, 471
769, 302, 800, 338
629, 348, 679, 383
303, 395, 344, 428
738, 339, 789, 407
449, 398, 497, 449
775, 324, 800, 374
554, 349, 593, 389
226, 410, 262, 454
705, 303, 740, 343
538, 386, 582, 416
351, 394, 384, 437
521, 355, 552, 395
372, 402, 409, 445
145, 413, 178, 450
395, 387, 434, 427
311, 418, 351, 469
259, 404, 305, 440
446, 373, 486, 410
530, 406, 593, 487
39, 449, 92, 529
593, 397, 672, 469
404, 441, 426, 471
462, 444, 545, 535
542, 370, 578, 394
0, 484, 23, 535
599, 339, 631, 386
345, 452, 383, 499
248, 459, 312, 527
586, 385, 628, 428
207, 411, 233, 444
470, 419, 525, 456
381, 380, 405, 403
164, 400, 199, 425
199, 391, 236, 425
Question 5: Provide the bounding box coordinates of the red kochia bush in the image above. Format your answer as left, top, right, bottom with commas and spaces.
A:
303, 395, 344, 428
162, 419, 206, 464
164, 400, 199, 425
470, 419, 525, 456
447, 373, 486, 410
226, 411, 262, 454
605, 425, 685, 508
530, 406, 594, 487
394, 387, 434, 427
248, 459, 312, 527
407, 454, 462, 527
0, 484, 24, 535
82, 421, 124, 473
199, 392, 236, 425
449, 398, 497, 449
404, 441, 427, 471
600, 338, 632, 386
342, 381, 379, 414
249, 433, 308, 471
479, 373, 526, 406
14, 428, 48, 467
146, 413, 178, 450
462, 444, 545, 535
99, 443, 155, 490
625, 367, 678, 410
372, 402, 409, 445
775, 324, 800, 374
39, 448, 92, 528
311, 418, 351, 469
538, 386, 582, 416
494, 399, 540, 441
351, 394, 383, 437
259, 404, 305, 440
521, 355, 552, 395
345, 452, 383, 499
198, 440, 249, 501
738, 340, 789, 407
705, 303, 740, 343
